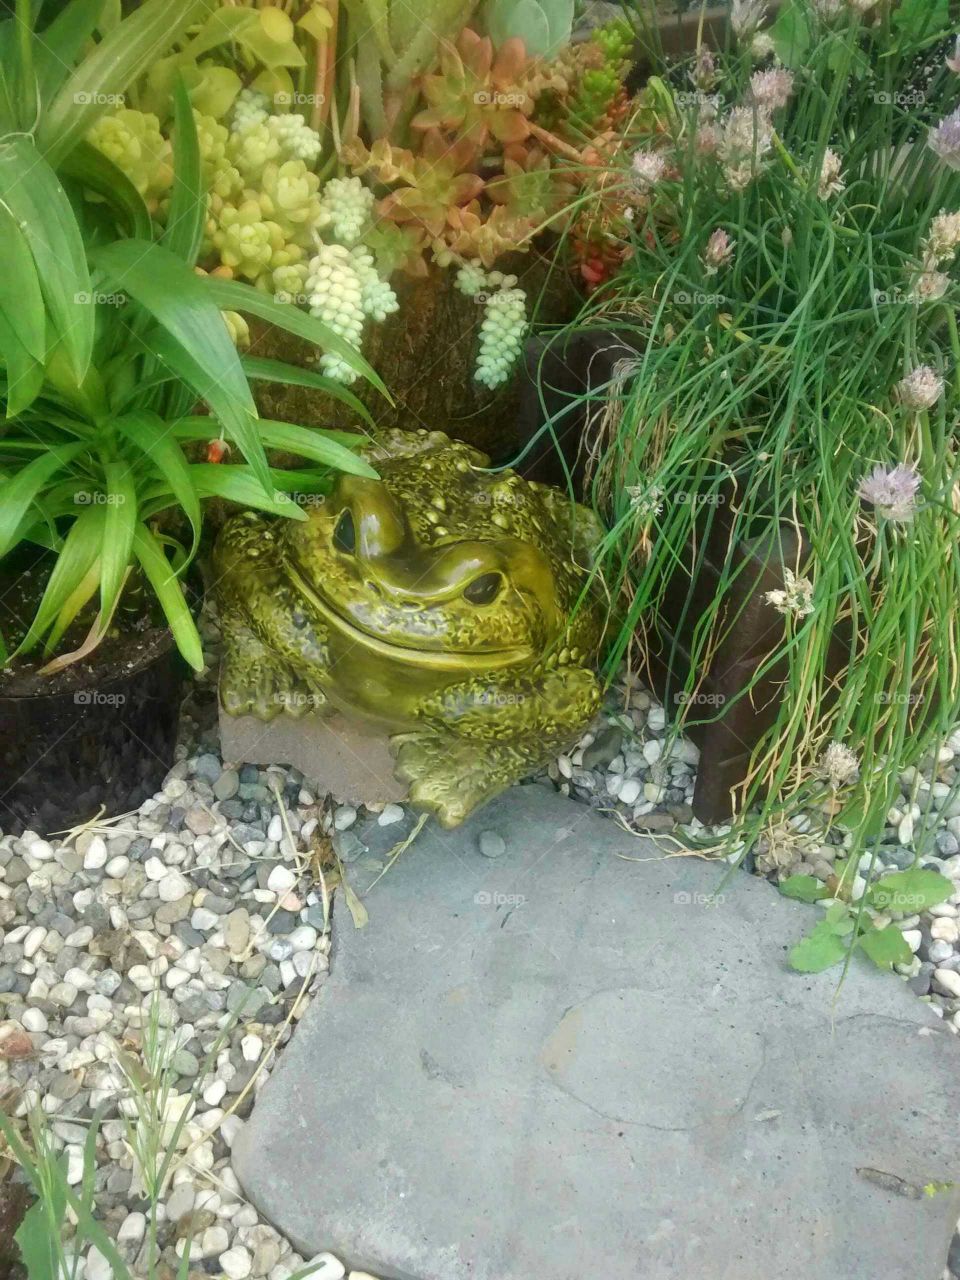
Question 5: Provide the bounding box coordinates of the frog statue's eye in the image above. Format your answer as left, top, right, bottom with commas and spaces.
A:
463, 572, 503, 606
333, 509, 356, 554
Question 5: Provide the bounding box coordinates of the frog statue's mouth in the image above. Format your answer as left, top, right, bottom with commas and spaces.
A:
283, 472, 565, 671
285, 560, 538, 673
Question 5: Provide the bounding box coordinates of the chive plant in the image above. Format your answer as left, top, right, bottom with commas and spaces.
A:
570, 0, 960, 865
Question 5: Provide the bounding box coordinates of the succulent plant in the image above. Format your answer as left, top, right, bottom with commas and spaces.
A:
475, 285, 528, 388
305, 244, 367, 382
412, 30, 533, 146
350, 131, 485, 238
86, 109, 174, 209
486, 144, 565, 224
442, 202, 534, 267
482, 0, 574, 57
254, 159, 323, 239
363, 222, 431, 278
317, 176, 376, 246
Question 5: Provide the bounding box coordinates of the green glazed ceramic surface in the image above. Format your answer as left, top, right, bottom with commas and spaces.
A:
215, 428, 606, 826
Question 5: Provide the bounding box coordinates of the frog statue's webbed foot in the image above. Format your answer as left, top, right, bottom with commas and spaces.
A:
219, 618, 326, 721
392, 666, 601, 828
392, 733, 537, 829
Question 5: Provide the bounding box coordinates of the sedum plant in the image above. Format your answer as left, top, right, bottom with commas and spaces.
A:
563, 0, 960, 950
0, 3, 382, 671
80, 1, 637, 393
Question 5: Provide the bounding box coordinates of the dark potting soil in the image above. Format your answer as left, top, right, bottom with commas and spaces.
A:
0, 1182, 31, 1280
0, 552, 181, 698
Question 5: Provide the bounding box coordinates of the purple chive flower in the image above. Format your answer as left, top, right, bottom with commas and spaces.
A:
857, 463, 922, 522
929, 107, 960, 170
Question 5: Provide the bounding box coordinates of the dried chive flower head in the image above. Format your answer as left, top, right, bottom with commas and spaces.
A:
765, 568, 815, 617
631, 149, 667, 191
819, 742, 860, 790
818, 148, 845, 199
896, 366, 945, 412
857, 463, 922, 522
731, 0, 768, 40
922, 210, 960, 267
748, 68, 794, 112
691, 47, 717, 90
702, 228, 736, 275
915, 272, 950, 302
720, 106, 774, 189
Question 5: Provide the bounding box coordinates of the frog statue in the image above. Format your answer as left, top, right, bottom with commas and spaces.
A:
214, 428, 607, 827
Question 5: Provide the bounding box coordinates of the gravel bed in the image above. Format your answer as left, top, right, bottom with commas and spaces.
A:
0, 610, 379, 1280
3, 612, 960, 1278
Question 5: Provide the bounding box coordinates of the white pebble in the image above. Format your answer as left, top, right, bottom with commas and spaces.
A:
302, 1255, 345, 1280
217, 1244, 248, 1274
27, 838, 56, 862
105, 855, 130, 878
202, 1226, 231, 1259
241, 1034, 264, 1062
159, 871, 191, 902
266, 866, 296, 894
22, 1008, 48, 1033
333, 806, 357, 831
931, 918, 959, 944
220, 1114, 245, 1147
647, 706, 666, 731
933, 968, 960, 998
642, 740, 662, 765
267, 814, 284, 842
378, 804, 404, 826
617, 778, 641, 805
202, 1079, 227, 1107
85, 1246, 112, 1280
902, 929, 922, 953
898, 814, 914, 846
82, 837, 108, 870
23, 927, 46, 958
118, 1212, 146, 1244
191, 908, 220, 931
288, 926, 318, 952
144, 856, 167, 881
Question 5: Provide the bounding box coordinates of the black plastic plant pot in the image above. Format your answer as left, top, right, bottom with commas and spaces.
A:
0, 633, 187, 838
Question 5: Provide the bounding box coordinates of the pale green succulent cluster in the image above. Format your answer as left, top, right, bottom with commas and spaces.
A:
305, 241, 399, 383
456, 265, 528, 389
86, 109, 174, 208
